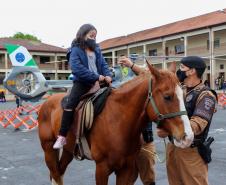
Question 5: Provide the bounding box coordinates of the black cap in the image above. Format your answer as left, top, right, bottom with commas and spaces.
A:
180, 56, 206, 69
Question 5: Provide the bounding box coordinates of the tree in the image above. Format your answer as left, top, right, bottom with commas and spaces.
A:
11, 32, 41, 42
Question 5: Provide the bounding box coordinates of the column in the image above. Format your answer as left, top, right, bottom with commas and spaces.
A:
209, 29, 215, 89
162, 40, 167, 69
4, 52, 8, 76
54, 54, 58, 80
143, 44, 146, 64
112, 51, 116, 67
184, 36, 188, 56
127, 46, 130, 57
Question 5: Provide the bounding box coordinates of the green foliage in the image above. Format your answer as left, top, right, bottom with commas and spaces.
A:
10, 32, 41, 42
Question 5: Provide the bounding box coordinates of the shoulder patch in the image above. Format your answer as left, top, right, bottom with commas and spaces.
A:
193, 95, 216, 121
204, 97, 215, 110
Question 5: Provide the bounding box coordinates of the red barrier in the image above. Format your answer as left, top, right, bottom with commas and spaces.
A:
21, 104, 41, 114
0, 104, 41, 129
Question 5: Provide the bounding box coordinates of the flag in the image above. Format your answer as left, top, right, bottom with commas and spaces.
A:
4, 44, 37, 67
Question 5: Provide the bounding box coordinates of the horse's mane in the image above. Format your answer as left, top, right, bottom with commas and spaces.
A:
114, 71, 149, 94
114, 69, 178, 94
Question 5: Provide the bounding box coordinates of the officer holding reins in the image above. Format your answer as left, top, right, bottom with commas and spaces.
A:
158, 56, 217, 185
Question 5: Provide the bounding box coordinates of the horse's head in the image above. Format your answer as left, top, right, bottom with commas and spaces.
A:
146, 62, 194, 148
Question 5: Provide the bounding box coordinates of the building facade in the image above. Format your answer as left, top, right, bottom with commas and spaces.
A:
100, 9, 226, 89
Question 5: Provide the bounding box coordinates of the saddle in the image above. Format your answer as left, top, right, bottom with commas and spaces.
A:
61, 82, 111, 160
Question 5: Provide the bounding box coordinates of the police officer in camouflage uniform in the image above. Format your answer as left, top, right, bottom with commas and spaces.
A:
158, 56, 217, 185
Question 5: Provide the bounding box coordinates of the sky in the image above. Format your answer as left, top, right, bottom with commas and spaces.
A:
1, 0, 226, 48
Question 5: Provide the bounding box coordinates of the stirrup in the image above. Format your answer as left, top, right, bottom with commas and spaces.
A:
74, 139, 85, 160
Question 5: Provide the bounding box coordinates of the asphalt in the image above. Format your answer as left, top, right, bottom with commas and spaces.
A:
0, 101, 225, 185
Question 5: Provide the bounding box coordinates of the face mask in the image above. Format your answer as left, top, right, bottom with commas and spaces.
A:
85, 38, 96, 51
176, 69, 188, 82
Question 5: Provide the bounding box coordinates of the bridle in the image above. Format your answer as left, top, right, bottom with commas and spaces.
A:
147, 77, 187, 127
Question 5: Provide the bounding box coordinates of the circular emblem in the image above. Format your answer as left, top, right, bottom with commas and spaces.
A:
15, 53, 25, 63
186, 94, 193, 102
204, 98, 214, 110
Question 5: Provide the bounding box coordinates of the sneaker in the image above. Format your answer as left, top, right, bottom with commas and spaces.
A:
53, 136, 67, 149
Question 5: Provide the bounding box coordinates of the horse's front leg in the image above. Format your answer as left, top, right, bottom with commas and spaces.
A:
95, 161, 111, 185
115, 156, 138, 185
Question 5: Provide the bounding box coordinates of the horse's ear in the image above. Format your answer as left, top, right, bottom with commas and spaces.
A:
145, 59, 160, 79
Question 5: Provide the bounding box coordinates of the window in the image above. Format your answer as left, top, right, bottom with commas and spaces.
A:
106, 59, 112, 66
59, 62, 62, 70
45, 76, 50, 80
207, 38, 220, 49
0, 55, 4, 64
214, 38, 220, 48
64, 61, 68, 70
0, 76, 4, 84
165, 47, 169, 60
149, 49, 157, 56
175, 44, 184, 54
40, 56, 50, 64
220, 64, 224, 70
129, 53, 138, 61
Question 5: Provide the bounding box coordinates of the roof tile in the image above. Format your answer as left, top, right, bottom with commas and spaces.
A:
0, 38, 67, 53
100, 9, 226, 50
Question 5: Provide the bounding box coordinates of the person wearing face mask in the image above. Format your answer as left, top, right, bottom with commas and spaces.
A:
157, 56, 217, 185
53, 24, 112, 149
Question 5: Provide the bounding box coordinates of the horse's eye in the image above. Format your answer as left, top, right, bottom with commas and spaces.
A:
164, 95, 172, 101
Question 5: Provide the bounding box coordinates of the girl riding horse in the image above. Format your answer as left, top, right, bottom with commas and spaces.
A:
38, 62, 194, 185
53, 24, 112, 149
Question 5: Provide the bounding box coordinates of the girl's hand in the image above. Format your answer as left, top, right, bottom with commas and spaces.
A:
99, 75, 105, 82
105, 76, 112, 84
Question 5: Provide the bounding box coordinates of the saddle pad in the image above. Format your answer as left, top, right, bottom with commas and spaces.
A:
81, 87, 111, 132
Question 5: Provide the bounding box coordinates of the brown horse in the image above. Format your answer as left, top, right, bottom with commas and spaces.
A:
38, 63, 194, 185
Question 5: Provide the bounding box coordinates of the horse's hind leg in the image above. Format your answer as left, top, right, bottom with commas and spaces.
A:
42, 141, 63, 185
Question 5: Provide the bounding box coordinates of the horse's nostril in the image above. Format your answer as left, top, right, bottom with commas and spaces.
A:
173, 136, 180, 142
174, 133, 186, 142
183, 133, 187, 140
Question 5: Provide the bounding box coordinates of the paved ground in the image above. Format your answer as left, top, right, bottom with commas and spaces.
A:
0, 101, 225, 185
